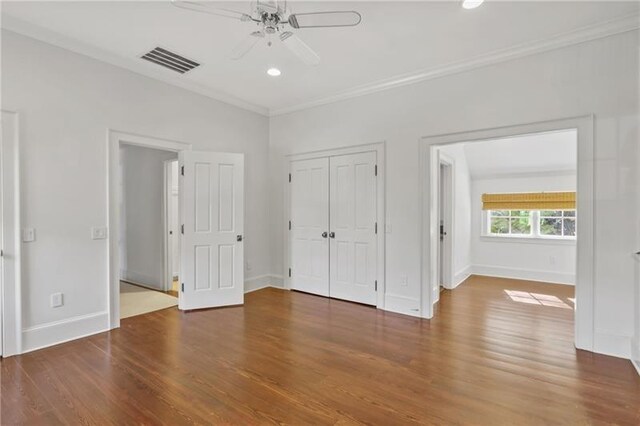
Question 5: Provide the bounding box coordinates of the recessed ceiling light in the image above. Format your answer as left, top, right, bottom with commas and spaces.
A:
462, 0, 484, 9
267, 67, 281, 77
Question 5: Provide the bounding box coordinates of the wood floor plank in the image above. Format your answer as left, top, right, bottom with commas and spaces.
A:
2, 275, 639, 425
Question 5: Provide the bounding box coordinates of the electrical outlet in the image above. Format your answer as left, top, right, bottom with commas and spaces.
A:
400, 275, 408, 286
50, 292, 63, 308
91, 227, 108, 240
549, 256, 556, 266
245, 259, 252, 271
22, 228, 36, 242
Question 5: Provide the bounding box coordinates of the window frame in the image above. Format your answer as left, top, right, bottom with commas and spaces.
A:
484, 209, 577, 241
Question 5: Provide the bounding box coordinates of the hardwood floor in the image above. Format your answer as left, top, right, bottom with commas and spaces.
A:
2, 276, 639, 425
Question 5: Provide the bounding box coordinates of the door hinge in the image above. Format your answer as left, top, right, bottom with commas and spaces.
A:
289, 220, 291, 230
181, 283, 184, 292
288, 173, 291, 183
375, 222, 378, 234
375, 280, 378, 291
181, 165, 184, 176
181, 224, 184, 234
288, 268, 292, 277
374, 164, 377, 176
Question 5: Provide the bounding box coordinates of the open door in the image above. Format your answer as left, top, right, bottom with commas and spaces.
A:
179, 151, 244, 310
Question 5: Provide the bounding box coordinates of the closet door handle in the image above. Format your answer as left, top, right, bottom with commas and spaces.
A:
329, 232, 335, 239
322, 232, 328, 238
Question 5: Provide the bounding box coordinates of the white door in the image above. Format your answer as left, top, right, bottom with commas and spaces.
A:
289, 158, 330, 296
179, 151, 244, 310
329, 152, 377, 305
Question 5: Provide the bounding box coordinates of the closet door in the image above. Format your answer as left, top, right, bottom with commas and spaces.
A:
290, 158, 330, 296
329, 152, 377, 305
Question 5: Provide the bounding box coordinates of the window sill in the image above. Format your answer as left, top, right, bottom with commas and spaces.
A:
480, 235, 576, 245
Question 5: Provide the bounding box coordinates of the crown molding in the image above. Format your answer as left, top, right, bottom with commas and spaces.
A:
269, 12, 640, 116
0, 14, 269, 117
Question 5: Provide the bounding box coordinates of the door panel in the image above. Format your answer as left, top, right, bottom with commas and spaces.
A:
290, 158, 329, 296
180, 151, 244, 310
329, 152, 377, 305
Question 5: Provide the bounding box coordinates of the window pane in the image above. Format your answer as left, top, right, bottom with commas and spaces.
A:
510, 217, 531, 234
563, 210, 576, 217
490, 218, 509, 234
563, 218, 576, 236
540, 218, 562, 236
541, 210, 562, 217
491, 210, 509, 217
510, 210, 530, 217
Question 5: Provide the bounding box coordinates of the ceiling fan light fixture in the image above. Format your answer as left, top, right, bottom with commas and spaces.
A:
462, 0, 484, 9
267, 67, 282, 77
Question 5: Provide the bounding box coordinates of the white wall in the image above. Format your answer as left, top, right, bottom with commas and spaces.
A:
437, 145, 472, 287
1, 31, 272, 352
120, 145, 177, 290
470, 173, 577, 285
269, 30, 639, 359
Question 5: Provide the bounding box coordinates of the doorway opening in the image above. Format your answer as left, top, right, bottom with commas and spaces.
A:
428, 126, 584, 346
119, 144, 179, 319
421, 116, 594, 351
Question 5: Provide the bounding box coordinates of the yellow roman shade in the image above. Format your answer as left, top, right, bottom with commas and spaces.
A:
482, 192, 576, 211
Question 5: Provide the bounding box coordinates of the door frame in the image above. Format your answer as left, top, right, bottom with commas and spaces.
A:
436, 152, 455, 294
107, 130, 191, 329
283, 142, 386, 309
163, 159, 179, 292
0, 110, 22, 357
420, 115, 595, 352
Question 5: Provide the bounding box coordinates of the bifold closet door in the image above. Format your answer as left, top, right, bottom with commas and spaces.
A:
329, 152, 377, 305
290, 158, 330, 296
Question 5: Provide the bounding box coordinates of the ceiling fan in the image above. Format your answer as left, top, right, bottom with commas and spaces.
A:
171, 0, 362, 66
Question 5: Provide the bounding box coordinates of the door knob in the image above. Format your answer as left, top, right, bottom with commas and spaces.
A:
322, 232, 328, 238
329, 232, 335, 239
237, 235, 243, 242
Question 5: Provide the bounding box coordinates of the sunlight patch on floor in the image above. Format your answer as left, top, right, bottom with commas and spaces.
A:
504, 289, 573, 309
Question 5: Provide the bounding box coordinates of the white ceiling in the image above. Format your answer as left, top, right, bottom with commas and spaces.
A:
2, 1, 638, 115
461, 130, 577, 179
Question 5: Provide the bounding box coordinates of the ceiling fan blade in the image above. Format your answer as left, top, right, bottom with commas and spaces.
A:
280, 32, 320, 66
288, 11, 362, 29
229, 31, 264, 60
171, 0, 252, 21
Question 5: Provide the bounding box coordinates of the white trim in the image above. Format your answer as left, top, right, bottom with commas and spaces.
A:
270, 13, 640, 116
420, 116, 595, 353
451, 265, 472, 289
108, 130, 192, 330
479, 235, 576, 246
284, 142, 386, 310
0, 110, 22, 357
21, 311, 108, 354
244, 274, 285, 294
2, 11, 637, 117
1, 18, 268, 116
593, 329, 632, 360
471, 266, 575, 286
383, 294, 421, 318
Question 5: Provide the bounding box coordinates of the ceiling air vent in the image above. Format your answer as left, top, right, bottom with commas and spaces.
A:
140, 47, 199, 74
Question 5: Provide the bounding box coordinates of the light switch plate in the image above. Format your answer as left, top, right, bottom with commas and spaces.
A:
91, 227, 108, 240
400, 275, 408, 286
22, 228, 35, 242
50, 292, 63, 308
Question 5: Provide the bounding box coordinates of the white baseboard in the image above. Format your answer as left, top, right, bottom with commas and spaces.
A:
244, 274, 285, 294
593, 329, 632, 360
471, 264, 575, 285
384, 294, 421, 317
121, 269, 163, 290
21, 311, 109, 354
449, 265, 472, 289
630, 337, 640, 375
